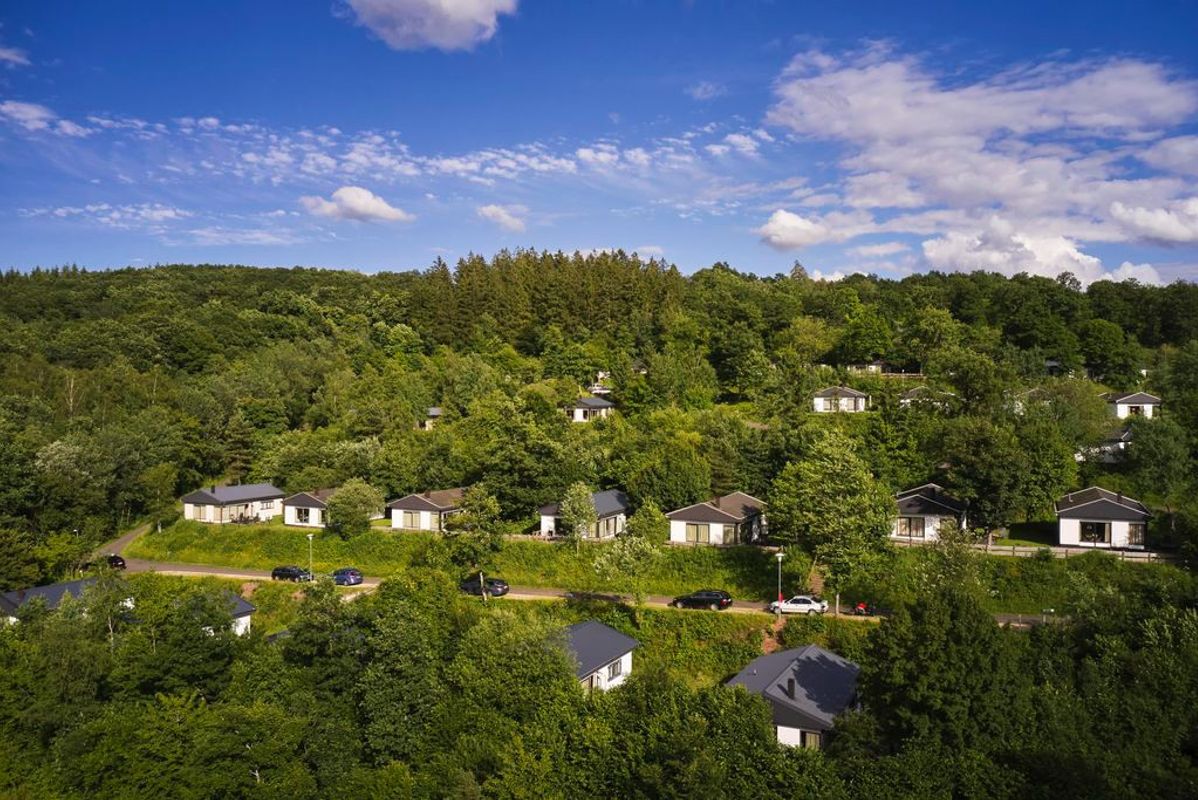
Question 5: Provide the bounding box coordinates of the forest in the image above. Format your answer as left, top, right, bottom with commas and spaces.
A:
2, 252, 1198, 797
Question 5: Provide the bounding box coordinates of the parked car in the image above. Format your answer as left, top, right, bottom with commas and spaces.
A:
271, 565, 313, 582
332, 567, 364, 586
459, 575, 510, 597
670, 589, 733, 611
83, 553, 127, 572
769, 595, 828, 615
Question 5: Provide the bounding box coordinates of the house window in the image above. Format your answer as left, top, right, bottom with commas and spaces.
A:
685, 523, 710, 544
1080, 521, 1111, 543
296, 507, 310, 524
607, 660, 623, 680
897, 517, 925, 538
822, 398, 834, 412
261, 500, 274, 510
1128, 522, 1146, 546
402, 511, 420, 529
800, 731, 822, 749
1127, 405, 1143, 416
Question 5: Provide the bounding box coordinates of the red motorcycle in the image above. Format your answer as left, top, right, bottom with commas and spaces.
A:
851, 601, 876, 617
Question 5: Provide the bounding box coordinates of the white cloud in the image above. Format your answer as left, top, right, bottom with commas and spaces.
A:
299, 185, 414, 222
723, 133, 759, 156
576, 144, 620, 166
1110, 198, 1198, 243
849, 241, 909, 258
342, 0, 517, 52
2, 101, 53, 131
634, 244, 664, 257
686, 81, 726, 101
704, 144, 730, 157
0, 46, 30, 66
756, 208, 873, 249
844, 171, 923, 208
23, 202, 191, 229
1140, 136, 1198, 176
188, 226, 303, 246
476, 203, 526, 232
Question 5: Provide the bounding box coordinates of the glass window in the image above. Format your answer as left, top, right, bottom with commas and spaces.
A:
1128, 522, 1146, 546
686, 523, 710, 544
607, 660, 622, 680
897, 517, 925, 538
402, 510, 420, 529
1080, 521, 1111, 543
296, 507, 310, 524
261, 500, 274, 509
800, 731, 822, 749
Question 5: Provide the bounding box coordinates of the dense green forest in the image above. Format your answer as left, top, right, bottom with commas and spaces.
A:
2, 254, 1198, 798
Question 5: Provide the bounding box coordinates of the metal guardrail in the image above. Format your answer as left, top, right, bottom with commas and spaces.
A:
890, 537, 1177, 562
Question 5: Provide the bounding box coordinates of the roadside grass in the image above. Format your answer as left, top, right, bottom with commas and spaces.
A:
126, 520, 812, 599
124, 572, 303, 634
487, 598, 772, 688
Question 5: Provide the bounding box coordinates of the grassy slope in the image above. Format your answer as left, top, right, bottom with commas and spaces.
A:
126, 520, 813, 599
124, 572, 303, 634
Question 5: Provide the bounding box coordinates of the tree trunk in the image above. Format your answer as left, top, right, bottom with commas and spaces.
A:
479, 568, 488, 604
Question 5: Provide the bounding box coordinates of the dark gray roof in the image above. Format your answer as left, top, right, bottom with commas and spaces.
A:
571, 397, 615, 409
727, 645, 859, 732
1106, 392, 1161, 405
895, 483, 966, 517
283, 490, 335, 510
3, 578, 96, 613
667, 492, 764, 523
813, 386, 868, 399
181, 483, 285, 505
225, 592, 256, 619
565, 620, 638, 678
1055, 487, 1150, 520
387, 487, 466, 512
540, 489, 631, 518
427, 406, 443, 418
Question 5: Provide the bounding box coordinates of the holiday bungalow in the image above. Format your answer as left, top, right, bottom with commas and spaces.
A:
892, 483, 967, 542
565, 620, 638, 692
388, 488, 466, 531
666, 492, 766, 545
812, 386, 869, 413
727, 644, 859, 750
282, 489, 336, 528
539, 489, 630, 538
418, 407, 442, 431
567, 397, 615, 423
1105, 391, 1160, 420
182, 483, 285, 524
1056, 487, 1150, 550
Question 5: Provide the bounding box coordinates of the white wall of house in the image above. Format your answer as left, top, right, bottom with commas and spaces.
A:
1058, 517, 1145, 549
776, 725, 823, 749
1112, 401, 1156, 419
284, 505, 324, 528
543, 513, 626, 538
669, 519, 730, 545
232, 615, 252, 636
540, 514, 556, 535
890, 515, 953, 542
580, 651, 633, 692
391, 508, 437, 531
570, 406, 611, 423
812, 397, 866, 413
184, 500, 278, 524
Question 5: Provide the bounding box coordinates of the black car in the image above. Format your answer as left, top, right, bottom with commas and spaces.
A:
459, 575, 510, 597
670, 589, 733, 611
271, 565, 313, 582
83, 554, 126, 571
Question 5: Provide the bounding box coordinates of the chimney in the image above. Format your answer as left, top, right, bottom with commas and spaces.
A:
786, 677, 796, 698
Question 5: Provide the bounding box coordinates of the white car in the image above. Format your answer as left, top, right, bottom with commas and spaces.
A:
769, 595, 829, 615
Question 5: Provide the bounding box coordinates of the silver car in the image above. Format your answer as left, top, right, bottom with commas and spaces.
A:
769, 595, 829, 615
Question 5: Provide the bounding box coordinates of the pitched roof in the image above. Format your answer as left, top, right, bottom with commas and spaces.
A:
813, 386, 868, 399
565, 620, 639, 678
727, 645, 859, 732
1055, 486, 1150, 519
571, 397, 615, 409
427, 406, 443, 418
667, 492, 765, 523
2, 578, 96, 613
283, 489, 337, 509
895, 483, 966, 516
900, 386, 956, 401
181, 483, 285, 505
387, 487, 466, 512
540, 488, 631, 518
225, 592, 256, 619
1106, 391, 1161, 405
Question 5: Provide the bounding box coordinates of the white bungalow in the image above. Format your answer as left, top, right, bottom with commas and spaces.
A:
566, 620, 638, 692
812, 386, 869, 413
282, 490, 335, 528
1056, 487, 1150, 550
181, 483, 285, 524
388, 488, 465, 531
539, 489, 630, 538
567, 397, 615, 422
1105, 391, 1160, 420
666, 492, 766, 545
892, 484, 967, 542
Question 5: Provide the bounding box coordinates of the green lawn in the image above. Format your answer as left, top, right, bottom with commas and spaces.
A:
126, 520, 813, 600
993, 521, 1058, 548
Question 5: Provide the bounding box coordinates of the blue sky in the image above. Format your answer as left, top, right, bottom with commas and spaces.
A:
2, 1, 1197, 283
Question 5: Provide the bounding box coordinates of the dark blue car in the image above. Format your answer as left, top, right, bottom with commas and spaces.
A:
332, 567, 364, 586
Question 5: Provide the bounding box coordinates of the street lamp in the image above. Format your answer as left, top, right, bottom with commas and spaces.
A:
306, 533, 315, 581
775, 551, 785, 604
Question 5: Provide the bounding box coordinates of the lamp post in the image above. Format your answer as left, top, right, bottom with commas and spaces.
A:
775, 551, 785, 604
306, 533, 314, 581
